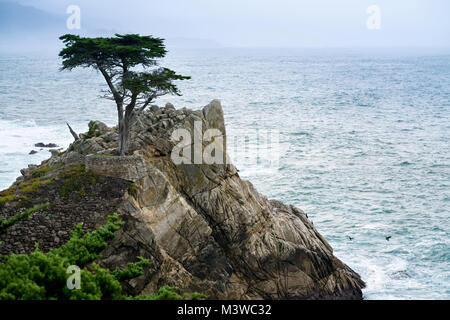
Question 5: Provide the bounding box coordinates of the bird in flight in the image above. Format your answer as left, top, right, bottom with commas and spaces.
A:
385, 236, 392, 241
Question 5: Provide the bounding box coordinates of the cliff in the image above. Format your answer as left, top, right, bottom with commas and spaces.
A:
0, 100, 365, 299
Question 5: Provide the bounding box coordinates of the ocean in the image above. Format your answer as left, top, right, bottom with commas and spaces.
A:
0, 48, 449, 299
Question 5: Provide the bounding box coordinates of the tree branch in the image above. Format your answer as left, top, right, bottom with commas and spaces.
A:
99, 66, 124, 122
124, 91, 138, 120
138, 95, 155, 112
99, 67, 123, 106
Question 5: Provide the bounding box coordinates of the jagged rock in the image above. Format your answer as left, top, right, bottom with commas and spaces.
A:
35, 142, 58, 148
85, 154, 149, 181
165, 102, 175, 110
60, 151, 85, 165
90, 100, 364, 299
1, 99, 364, 300
71, 137, 104, 155
29, 150, 38, 155
49, 149, 59, 157
90, 120, 109, 134
20, 164, 38, 177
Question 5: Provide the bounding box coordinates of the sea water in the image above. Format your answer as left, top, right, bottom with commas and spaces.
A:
0, 48, 449, 299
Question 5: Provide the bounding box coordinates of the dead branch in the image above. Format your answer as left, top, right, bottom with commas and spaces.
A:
66, 122, 79, 141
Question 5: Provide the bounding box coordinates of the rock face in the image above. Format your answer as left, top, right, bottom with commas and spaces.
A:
0, 100, 365, 299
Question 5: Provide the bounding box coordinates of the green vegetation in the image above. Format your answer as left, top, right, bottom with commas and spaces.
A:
126, 286, 183, 300
50, 213, 123, 267
0, 186, 28, 206
0, 214, 123, 299
0, 166, 61, 206
83, 121, 103, 140
0, 214, 188, 300
58, 164, 103, 199
31, 164, 63, 179
19, 178, 52, 193
112, 256, 150, 281
189, 292, 208, 300
0, 163, 98, 206
0, 167, 206, 300
0, 203, 49, 234
124, 287, 206, 301
0, 195, 15, 205
127, 182, 138, 198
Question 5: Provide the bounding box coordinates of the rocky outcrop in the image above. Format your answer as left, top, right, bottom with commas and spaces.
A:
0, 100, 364, 299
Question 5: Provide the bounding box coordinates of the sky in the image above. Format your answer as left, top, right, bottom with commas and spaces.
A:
2, 0, 450, 48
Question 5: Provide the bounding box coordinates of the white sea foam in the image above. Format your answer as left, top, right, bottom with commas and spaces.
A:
0, 118, 72, 187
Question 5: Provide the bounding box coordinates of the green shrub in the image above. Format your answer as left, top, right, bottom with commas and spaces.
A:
128, 286, 182, 300
0, 214, 127, 300
127, 182, 138, 198
0, 213, 195, 300
129, 287, 207, 300
83, 121, 102, 140
112, 257, 151, 281
51, 214, 123, 267
190, 292, 208, 300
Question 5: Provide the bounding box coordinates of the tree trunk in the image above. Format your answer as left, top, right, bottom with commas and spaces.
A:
118, 117, 130, 156
119, 103, 136, 156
